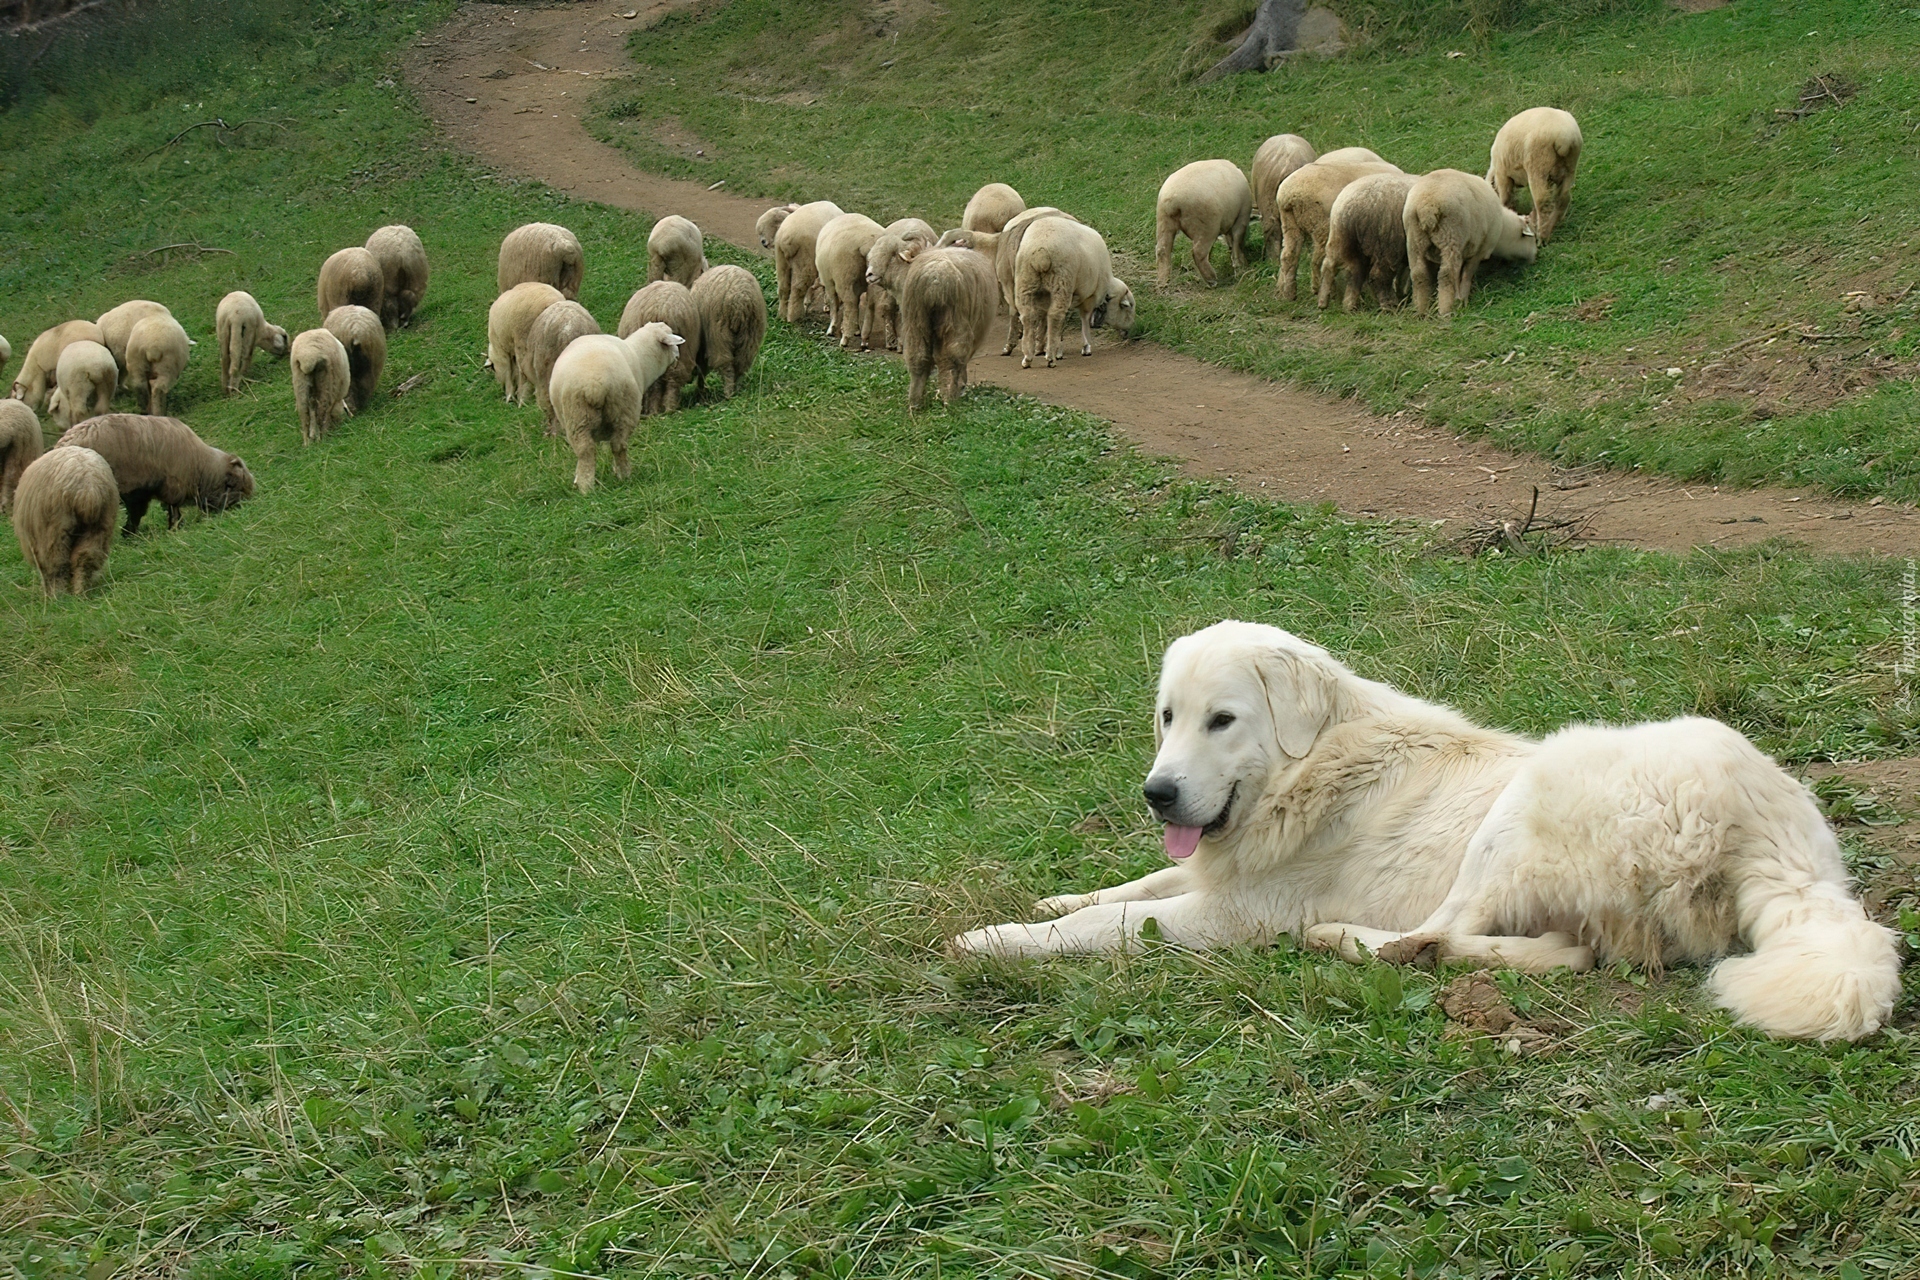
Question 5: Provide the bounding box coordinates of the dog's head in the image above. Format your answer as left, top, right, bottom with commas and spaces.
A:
1143, 621, 1341, 860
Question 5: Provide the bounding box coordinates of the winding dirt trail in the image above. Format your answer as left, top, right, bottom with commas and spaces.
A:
405, 1, 1920, 557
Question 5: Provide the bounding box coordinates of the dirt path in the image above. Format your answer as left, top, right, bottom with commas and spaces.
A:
405, 1, 1920, 557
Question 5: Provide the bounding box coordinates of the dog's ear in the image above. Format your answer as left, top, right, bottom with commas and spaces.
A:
1251, 644, 1335, 759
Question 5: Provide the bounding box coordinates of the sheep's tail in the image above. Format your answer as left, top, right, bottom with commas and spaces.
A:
1707, 880, 1900, 1041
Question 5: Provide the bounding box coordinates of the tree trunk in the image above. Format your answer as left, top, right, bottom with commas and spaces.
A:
1199, 0, 1306, 82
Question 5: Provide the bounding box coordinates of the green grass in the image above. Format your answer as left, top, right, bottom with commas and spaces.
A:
4, 2, 1920, 1276
592, 0, 1920, 501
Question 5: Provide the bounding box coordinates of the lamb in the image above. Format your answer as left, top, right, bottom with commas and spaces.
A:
771, 200, 845, 323
317, 247, 386, 320
47, 339, 117, 430
13, 320, 107, 410
497, 222, 584, 299
289, 328, 352, 444
12, 446, 118, 596
1323, 172, 1419, 312
55, 413, 254, 535
899, 245, 998, 411
96, 300, 171, 376
689, 264, 767, 400
1013, 218, 1136, 368
814, 212, 889, 349
1487, 106, 1583, 244
365, 224, 430, 328
486, 282, 565, 406
1155, 159, 1254, 287
0, 398, 42, 512
124, 313, 191, 415
756, 203, 798, 250
619, 281, 703, 412
215, 291, 290, 395
548, 323, 685, 494
1404, 168, 1539, 319
323, 305, 386, 413
1275, 158, 1401, 301
647, 215, 708, 289
961, 182, 1025, 233
1251, 134, 1317, 262
526, 300, 602, 435
864, 217, 939, 351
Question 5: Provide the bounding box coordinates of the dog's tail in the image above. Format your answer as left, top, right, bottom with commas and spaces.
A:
1707, 878, 1900, 1041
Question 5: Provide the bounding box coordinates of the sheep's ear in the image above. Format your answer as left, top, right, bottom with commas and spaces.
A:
666, 334, 685, 348
227, 455, 247, 473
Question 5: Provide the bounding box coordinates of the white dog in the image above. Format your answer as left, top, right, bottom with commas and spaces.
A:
952, 620, 1901, 1041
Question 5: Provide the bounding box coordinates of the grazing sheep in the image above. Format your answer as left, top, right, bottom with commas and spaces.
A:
961, 182, 1025, 234
1405, 168, 1539, 319
215, 292, 290, 395
526, 300, 602, 435
1319, 146, 1388, 166
13, 320, 107, 410
1487, 107, 1583, 244
124, 313, 191, 416
689, 264, 767, 400
772, 200, 846, 323
548, 323, 685, 494
55, 413, 253, 535
647, 215, 709, 289
756, 203, 799, 250
1013, 218, 1136, 368
899, 245, 998, 411
935, 208, 1078, 353
865, 217, 939, 350
1251, 134, 1317, 262
317, 247, 386, 320
290, 328, 352, 444
487, 282, 565, 406
619, 281, 703, 412
1155, 159, 1254, 287
366, 224, 430, 328
96, 300, 171, 376
48, 340, 117, 430
1323, 172, 1420, 312
497, 222, 584, 299
0, 334, 10, 386
0, 398, 42, 512
814, 212, 889, 349
12, 446, 117, 596
1275, 158, 1401, 302
323, 305, 385, 413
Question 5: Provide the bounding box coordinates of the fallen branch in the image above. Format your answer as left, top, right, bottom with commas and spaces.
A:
141, 242, 233, 257
143, 117, 284, 160
1452, 486, 1592, 556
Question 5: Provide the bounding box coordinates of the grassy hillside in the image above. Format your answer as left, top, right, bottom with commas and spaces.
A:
594, 0, 1920, 500
3, 2, 1920, 1276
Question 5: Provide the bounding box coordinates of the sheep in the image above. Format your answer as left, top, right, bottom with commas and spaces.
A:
0, 334, 10, 386
1322, 172, 1419, 312
1251, 135, 1317, 262
814, 212, 889, 348
548, 323, 685, 494
13, 321, 107, 410
899, 245, 998, 411
290, 328, 352, 444
47, 340, 117, 430
317, 247, 386, 320
1013, 218, 1136, 368
1319, 146, 1388, 166
96, 300, 171, 376
55, 413, 254, 535
864, 217, 939, 350
772, 200, 846, 323
12, 446, 117, 596
1487, 106, 1583, 244
215, 291, 290, 395
124, 313, 191, 416
497, 222, 584, 299
0, 398, 42, 512
1275, 158, 1402, 301
756, 203, 799, 250
618, 281, 703, 413
935, 208, 1079, 353
324, 304, 386, 413
366, 224, 430, 328
486, 282, 565, 406
1155, 159, 1254, 287
961, 182, 1025, 233
689, 264, 767, 400
526, 300, 602, 435
1404, 168, 1539, 319
647, 215, 708, 289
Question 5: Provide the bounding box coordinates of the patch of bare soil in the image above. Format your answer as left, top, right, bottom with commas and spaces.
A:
1803, 758, 1920, 919
406, 1, 1920, 557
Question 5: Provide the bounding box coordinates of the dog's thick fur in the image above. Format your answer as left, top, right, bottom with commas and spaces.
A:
952, 620, 1900, 1042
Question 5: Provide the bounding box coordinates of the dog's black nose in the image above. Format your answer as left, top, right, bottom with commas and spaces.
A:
1143, 778, 1180, 812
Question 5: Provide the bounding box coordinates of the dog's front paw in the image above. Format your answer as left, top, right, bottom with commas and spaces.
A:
1034, 892, 1093, 918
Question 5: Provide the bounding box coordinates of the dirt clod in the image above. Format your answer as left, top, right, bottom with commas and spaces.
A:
1439, 971, 1570, 1055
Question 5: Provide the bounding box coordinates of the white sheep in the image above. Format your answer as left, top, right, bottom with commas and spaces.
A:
618, 281, 703, 412
366, 224, 430, 328
814, 212, 888, 349
548, 323, 685, 494
647, 215, 708, 289
1013, 218, 1136, 368
961, 183, 1025, 233
1275, 158, 1401, 301
1319, 146, 1388, 166
498, 222, 585, 299
323, 304, 386, 413
935, 208, 1079, 353
487, 282, 565, 405
1322, 172, 1419, 311
48, 340, 118, 430
215, 291, 290, 395
899, 245, 998, 411
1251, 134, 1317, 263
1487, 107, 1583, 244
772, 200, 846, 323
0, 397, 42, 512
526, 300, 602, 435
864, 217, 939, 350
1155, 159, 1254, 287
12, 320, 105, 410
0, 334, 10, 388
756, 203, 799, 250
689, 265, 767, 400
1404, 168, 1539, 319
124, 313, 191, 416
317, 247, 386, 320
290, 329, 352, 445
96, 300, 171, 376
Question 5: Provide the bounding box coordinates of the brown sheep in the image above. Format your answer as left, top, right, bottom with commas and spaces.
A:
526, 301, 603, 436
899, 245, 998, 411
366, 224, 430, 328
12, 446, 118, 596
618, 281, 704, 413
317, 247, 386, 320
290, 328, 352, 445
497, 222, 584, 299
0, 398, 43, 512
1251, 134, 1317, 262
961, 182, 1025, 234
1405, 169, 1539, 319
12, 320, 106, 410
323, 305, 386, 413
215, 291, 290, 395
96, 300, 172, 376
56, 414, 254, 536
1322, 172, 1419, 312
124, 313, 191, 416
689, 265, 767, 400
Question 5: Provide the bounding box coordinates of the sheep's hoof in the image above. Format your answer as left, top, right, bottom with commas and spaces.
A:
1019, 356, 1032, 369
1081, 345, 1092, 357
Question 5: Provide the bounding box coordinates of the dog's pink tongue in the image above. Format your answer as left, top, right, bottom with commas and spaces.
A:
1163, 824, 1204, 861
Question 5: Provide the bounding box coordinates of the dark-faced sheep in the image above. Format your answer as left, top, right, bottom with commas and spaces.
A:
13, 446, 117, 596
961, 183, 1025, 234
96, 300, 171, 377
487, 282, 565, 406
526, 301, 602, 435
13, 320, 106, 410
497, 222, 584, 299
1251, 134, 1316, 262
772, 200, 845, 323
647, 216, 708, 289
1014, 219, 1136, 368
55, 413, 254, 536
618, 281, 703, 413
0, 398, 43, 512
48, 340, 117, 430
215, 291, 290, 395
689, 265, 767, 400
1405, 168, 1539, 319
317, 247, 386, 320
1323, 172, 1419, 312
814, 213, 888, 349
290, 328, 351, 444
366, 224, 430, 329
1487, 107, 1583, 244
125, 313, 191, 416
899, 246, 997, 412
548, 324, 685, 494
1276, 158, 1401, 302
323, 304, 386, 413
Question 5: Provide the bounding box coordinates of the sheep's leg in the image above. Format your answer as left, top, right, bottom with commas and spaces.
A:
1490, 168, 1515, 209
775, 252, 794, 322
1045, 295, 1071, 367
1016, 286, 1045, 369
1436, 247, 1464, 320
1154, 212, 1176, 288
1342, 257, 1364, 313
1409, 247, 1433, 318
610, 434, 632, 482
1001, 285, 1024, 356
1230, 209, 1250, 272
663, 378, 682, 413
907, 357, 932, 412
1316, 251, 1339, 311
1277, 218, 1302, 301
1079, 306, 1095, 358
165, 503, 184, 531
1458, 256, 1481, 308
939, 356, 961, 406
569, 433, 598, 494
1190, 224, 1217, 286
123, 494, 151, 538
723, 368, 740, 398
1261, 212, 1283, 263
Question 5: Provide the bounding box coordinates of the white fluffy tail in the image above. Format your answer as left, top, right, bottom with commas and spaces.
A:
1708, 883, 1900, 1041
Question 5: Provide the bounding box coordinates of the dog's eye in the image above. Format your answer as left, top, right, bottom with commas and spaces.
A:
1160, 708, 1173, 725
1208, 712, 1236, 731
